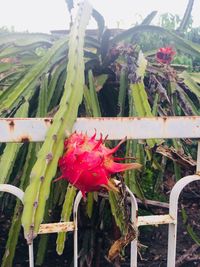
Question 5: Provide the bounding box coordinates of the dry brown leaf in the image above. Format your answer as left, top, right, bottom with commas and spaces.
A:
108, 223, 138, 262
156, 145, 196, 168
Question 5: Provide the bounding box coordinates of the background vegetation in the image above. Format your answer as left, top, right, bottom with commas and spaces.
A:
0, 0, 199, 266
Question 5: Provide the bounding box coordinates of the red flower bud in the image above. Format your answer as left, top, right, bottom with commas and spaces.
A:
156, 46, 176, 64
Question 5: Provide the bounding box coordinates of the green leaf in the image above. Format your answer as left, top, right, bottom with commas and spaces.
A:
0, 101, 29, 184
189, 72, 200, 84
56, 185, 76, 255
177, 0, 194, 32
1, 201, 23, 267
92, 8, 105, 39
152, 93, 159, 116
118, 68, 128, 117
179, 71, 200, 98
181, 207, 200, 245
136, 51, 147, 79
141, 11, 157, 25
176, 85, 200, 115
47, 61, 67, 106
86, 192, 94, 219
88, 69, 101, 117
93, 74, 108, 92
131, 82, 158, 148
125, 140, 145, 199
131, 82, 152, 117
109, 191, 126, 235
0, 42, 50, 59
1, 142, 37, 267
37, 74, 49, 117
36, 191, 53, 266
0, 37, 67, 115
0, 33, 53, 46
83, 85, 93, 116
0, 62, 12, 73
48, 70, 66, 112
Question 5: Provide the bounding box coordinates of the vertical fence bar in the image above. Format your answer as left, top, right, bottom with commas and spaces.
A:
0, 184, 34, 267
73, 186, 138, 267
167, 175, 200, 267
73, 191, 83, 267
29, 244, 34, 267
125, 186, 138, 267
196, 141, 200, 173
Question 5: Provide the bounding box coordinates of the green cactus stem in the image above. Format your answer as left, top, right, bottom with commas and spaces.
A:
22, 0, 92, 244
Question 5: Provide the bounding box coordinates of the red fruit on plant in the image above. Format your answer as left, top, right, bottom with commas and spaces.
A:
156, 46, 176, 64
55, 132, 141, 197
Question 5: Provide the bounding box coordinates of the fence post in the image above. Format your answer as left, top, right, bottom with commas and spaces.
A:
0, 184, 34, 267
168, 141, 200, 266
73, 191, 83, 267
73, 186, 138, 267
125, 186, 138, 267
167, 174, 200, 267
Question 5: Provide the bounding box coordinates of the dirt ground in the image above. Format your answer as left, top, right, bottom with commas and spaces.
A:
1, 183, 200, 267
137, 183, 200, 267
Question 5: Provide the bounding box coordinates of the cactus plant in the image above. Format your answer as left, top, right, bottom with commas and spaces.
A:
22, 0, 93, 244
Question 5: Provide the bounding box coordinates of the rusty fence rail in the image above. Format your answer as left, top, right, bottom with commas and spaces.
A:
0, 116, 200, 142
0, 116, 200, 267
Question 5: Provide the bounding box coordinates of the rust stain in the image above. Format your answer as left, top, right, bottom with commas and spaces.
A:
44, 118, 53, 124
38, 222, 75, 234
162, 117, 167, 122
83, 116, 199, 121
20, 136, 30, 143
8, 120, 15, 131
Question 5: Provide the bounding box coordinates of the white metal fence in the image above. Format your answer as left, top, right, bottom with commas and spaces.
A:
0, 116, 200, 267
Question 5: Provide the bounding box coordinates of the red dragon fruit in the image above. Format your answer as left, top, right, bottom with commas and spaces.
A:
55, 132, 141, 197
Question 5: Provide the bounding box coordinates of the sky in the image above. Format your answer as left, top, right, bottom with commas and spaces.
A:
1, 0, 200, 33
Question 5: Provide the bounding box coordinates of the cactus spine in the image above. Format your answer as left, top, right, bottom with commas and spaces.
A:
22, 0, 92, 244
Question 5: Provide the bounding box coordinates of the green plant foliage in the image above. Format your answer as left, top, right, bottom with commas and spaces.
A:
181, 206, 200, 245
0, 101, 29, 184
0, 38, 67, 116
56, 185, 76, 255
112, 25, 200, 59
88, 70, 101, 117
177, 0, 194, 33
160, 13, 181, 30
108, 191, 127, 235
0, 0, 200, 264
179, 71, 200, 98
1, 143, 37, 267
141, 11, 157, 25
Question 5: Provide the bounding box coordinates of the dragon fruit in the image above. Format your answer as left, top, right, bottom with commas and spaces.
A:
55, 132, 141, 197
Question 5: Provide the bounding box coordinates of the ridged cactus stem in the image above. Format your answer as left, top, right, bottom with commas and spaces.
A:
22, 0, 92, 244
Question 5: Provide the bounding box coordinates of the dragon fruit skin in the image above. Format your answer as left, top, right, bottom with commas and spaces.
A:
56, 132, 141, 197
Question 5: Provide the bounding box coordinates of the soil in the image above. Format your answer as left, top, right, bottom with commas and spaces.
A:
1, 182, 200, 267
